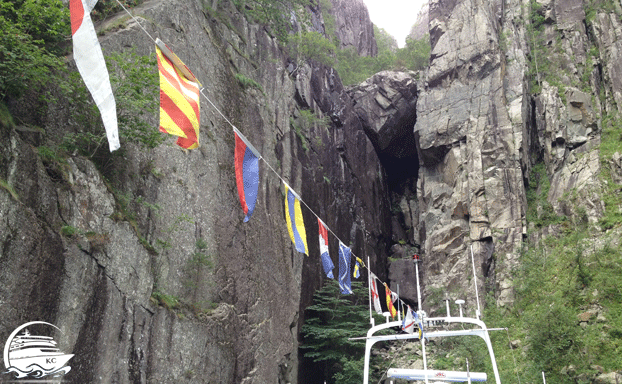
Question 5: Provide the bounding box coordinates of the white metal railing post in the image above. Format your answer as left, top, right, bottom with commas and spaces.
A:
414, 257, 422, 313
456, 299, 465, 317
397, 284, 401, 322
368, 257, 373, 327
470, 244, 482, 319
413, 254, 429, 384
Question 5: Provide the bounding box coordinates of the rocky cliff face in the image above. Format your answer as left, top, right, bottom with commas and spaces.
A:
408, 1, 430, 41
408, 0, 529, 310
328, 0, 378, 56
0, 0, 390, 383
388, 0, 622, 316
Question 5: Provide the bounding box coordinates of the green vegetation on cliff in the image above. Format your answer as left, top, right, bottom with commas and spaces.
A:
336, 27, 430, 86
233, 0, 312, 43
232, 0, 430, 85
421, 218, 622, 384
288, 30, 337, 67
485, 225, 622, 383
0, 0, 68, 99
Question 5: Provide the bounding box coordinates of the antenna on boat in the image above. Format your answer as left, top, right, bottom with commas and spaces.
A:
397, 284, 401, 322
470, 244, 482, 320
456, 299, 465, 317
360, 247, 504, 384
413, 253, 423, 313
367, 256, 374, 327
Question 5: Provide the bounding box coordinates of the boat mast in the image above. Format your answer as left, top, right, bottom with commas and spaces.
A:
368, 256, 373, 327
413, 253, 429, 384
470, 244, 482, 319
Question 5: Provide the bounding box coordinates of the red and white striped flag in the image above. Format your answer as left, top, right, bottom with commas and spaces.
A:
70, 0, 120, 151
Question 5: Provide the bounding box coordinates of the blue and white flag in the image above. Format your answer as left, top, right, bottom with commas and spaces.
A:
338, 242, 352, 294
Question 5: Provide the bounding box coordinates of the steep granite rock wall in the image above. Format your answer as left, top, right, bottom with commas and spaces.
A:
328, 0, 378, 56
412, 0, 529, 309
0, 0, 391, 383
399, 0, 621, 316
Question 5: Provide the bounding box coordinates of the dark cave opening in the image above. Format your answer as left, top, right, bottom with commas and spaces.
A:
377, 128, 420, 238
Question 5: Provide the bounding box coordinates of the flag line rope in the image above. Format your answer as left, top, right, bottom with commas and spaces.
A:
114, 0, 157, 43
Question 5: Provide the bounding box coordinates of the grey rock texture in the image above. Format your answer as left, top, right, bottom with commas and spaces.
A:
593, 371, 622, 384
592, 11, 622, 114
529, 0, 621, 230
408, 1, 430, 41
402, 0, 619, 316
328, 0, 378, 56
387, 0, 621, 318
348, 70, 420, 300
348, 71, 418, 156
413, 0, 528, 308
0, 0, 391, 383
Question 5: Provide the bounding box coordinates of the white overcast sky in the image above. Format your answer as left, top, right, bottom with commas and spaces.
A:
362, 0, 427, 48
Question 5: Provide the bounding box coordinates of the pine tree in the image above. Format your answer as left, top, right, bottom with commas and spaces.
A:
301, 279, 385, 384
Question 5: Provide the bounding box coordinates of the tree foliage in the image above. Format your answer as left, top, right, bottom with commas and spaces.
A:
233, 0, 312, 43
107, 50, 163, 149
335, 29, 431, 86
301, 279, 385, 384
395, 35, 431, 72
288, 31, 336, 67
374, 26, 398, 53
0, 0, 69, 99
91, 0, 146, 21
483, 221, 622, 383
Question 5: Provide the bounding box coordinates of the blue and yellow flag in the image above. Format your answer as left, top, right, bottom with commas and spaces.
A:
353, 257, 364, 278
284, 183, 308, 255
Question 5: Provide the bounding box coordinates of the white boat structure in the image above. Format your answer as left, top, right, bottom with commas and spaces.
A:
360, 248, 503, 384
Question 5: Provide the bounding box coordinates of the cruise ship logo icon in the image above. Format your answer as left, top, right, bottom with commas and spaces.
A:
3, 321, 73, 379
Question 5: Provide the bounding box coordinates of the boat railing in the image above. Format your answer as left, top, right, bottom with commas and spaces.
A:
360, 314, 502, 384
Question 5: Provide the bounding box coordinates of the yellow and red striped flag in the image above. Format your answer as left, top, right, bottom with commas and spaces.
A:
384, 283, 397, 318
155, 39, 200, 149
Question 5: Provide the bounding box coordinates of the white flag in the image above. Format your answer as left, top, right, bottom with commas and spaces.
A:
369, 273, 383, 315
402, 306, 415, 334
70, 0, 120, 151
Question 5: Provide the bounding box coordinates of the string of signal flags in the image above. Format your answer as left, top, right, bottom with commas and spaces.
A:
69, 0, 418, 325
